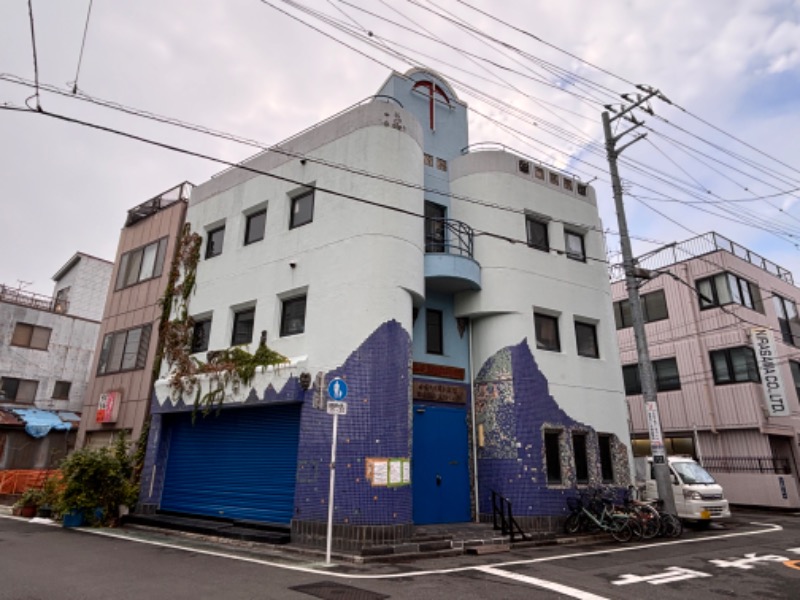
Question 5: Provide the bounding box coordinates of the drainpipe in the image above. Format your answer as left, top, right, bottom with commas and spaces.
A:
468, 319, 480, 522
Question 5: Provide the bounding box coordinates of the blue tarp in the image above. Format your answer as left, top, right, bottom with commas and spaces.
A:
10, 409, 73, 439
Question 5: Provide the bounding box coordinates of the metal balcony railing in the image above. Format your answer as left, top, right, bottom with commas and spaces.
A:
0, 284, 66, 313
425, 218, 474, 258
702, 455, 791, 475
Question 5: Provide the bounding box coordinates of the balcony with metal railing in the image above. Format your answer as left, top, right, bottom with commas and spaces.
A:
610, 231, 794, 285
424, 218, 481, 292
0, 284, 68, 314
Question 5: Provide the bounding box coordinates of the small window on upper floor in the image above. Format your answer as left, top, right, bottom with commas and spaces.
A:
436, 158, 448, 172
563, 179, 574, 192
52, 381, 71, 400
534, 312, 560, 352
97, 324, 152, 375
280, 296, 307, 337
622, 358, 680, 395
577, 184, 587, 197
710, 346, 759, 385
191, 317, 212, 353
614, 290, 669, 329
426, 309, 443, 355
526, 216, 549, 252
549, 172, 560, 186
0, 377, 37, 404
231, 308, 255, 346
54, 287, 70, 313
206, 226, 225, 259
575, 321, 599, 358
290, 191, 314, 229
518, 160, 530, 174
244, 209, 267, 245
116, 237, 169, 290
534, 166, 545, 180
773, 295, 800, 347
697, 272, 762, 312
564, 230, 586, 262
424, 153, 434, 167
11, 323, 52, 351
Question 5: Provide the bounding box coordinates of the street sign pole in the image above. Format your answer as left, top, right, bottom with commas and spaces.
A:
325, 410, 338, 565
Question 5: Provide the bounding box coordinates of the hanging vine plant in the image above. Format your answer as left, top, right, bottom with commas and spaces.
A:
157, 224, 288, 420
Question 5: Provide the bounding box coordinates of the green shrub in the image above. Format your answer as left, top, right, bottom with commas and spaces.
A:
14, 486, 44, 508
57, 434, 139, 526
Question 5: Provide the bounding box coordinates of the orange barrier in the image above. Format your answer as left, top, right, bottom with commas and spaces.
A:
0, 470, 60, 495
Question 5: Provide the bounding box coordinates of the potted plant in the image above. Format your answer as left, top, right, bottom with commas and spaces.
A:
36, 475, 62, 519
14, 487, 44, 518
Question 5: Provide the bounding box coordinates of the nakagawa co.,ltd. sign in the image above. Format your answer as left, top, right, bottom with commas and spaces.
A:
750, 327, 790, 417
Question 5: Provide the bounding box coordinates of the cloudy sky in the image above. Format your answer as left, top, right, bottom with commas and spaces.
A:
2, 0, 799, 295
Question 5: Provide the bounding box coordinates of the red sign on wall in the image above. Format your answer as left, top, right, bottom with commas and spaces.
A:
96, 391, 121, 423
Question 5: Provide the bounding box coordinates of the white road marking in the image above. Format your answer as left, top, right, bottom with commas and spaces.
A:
0, 515, 784, 581
612, 566, 712, 586
476, 565, 610, 599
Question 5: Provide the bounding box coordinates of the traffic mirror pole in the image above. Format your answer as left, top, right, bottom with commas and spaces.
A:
325, 410, 339, 565
602, 88, 678, 515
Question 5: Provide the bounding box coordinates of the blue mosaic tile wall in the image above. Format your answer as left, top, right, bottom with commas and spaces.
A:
294, 320, 413, 526
474, 340, 630, 517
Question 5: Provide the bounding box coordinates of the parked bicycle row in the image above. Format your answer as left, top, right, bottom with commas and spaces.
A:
564, 486, 682, 543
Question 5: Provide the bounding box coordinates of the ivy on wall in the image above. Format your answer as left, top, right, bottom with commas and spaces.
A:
156, 224, 288, 419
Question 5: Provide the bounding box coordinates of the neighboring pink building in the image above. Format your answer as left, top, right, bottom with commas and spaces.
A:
612, 232, 800, 509
76, 183, 190, 449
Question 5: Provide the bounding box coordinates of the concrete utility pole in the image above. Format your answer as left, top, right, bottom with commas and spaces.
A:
602, 87, 677, 515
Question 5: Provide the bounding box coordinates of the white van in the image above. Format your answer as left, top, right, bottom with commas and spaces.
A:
635, 456, 731, 522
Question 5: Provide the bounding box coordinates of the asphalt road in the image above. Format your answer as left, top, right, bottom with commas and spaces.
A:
1, 510, 798, 599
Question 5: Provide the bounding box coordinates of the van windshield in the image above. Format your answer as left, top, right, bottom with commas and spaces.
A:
673, 461, 716, 484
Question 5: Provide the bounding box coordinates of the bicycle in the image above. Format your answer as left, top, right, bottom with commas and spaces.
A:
565, 488, 639, 542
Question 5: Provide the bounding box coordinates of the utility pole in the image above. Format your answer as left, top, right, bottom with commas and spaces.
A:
602, 87, 677, 515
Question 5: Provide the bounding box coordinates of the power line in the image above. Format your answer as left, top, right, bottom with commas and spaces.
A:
71, 0, 94, 94
26, 0, 41, 111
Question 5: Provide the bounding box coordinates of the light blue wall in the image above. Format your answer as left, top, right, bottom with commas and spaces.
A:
412, 291, 470, 382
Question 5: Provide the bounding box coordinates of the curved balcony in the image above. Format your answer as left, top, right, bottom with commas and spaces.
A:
424, 218, 481, 292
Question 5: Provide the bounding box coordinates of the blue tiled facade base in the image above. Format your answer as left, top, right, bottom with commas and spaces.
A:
142, 320, 413, 528
294, 320, 412, 527
475, 340, 630, 519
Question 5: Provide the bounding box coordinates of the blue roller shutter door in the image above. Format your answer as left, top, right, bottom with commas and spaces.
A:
160, 404, 301, 524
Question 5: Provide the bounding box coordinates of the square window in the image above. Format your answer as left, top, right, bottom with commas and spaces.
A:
534, 166, 545, 180
564, 231, 585, 261
11, 323, 51, 350
563, 179, 574, 192
0, 377, 37, 403
549, 172, 560, 186
518, 160, 530, 174
280, 296, 307, 337
436, 158, 448, 172
534, 313, 560, 352
544, 431, 562, 484
710, 347, 759, 385
232, 308, 256, 345
245, 210, 267, 245
52, 381, 71, 400
206, 226, 225, 259
577, 184, 587, 197
575, 322, 599, 358
191, 318, 212, 353
526, 217, 549, 252
426, 309, 444, 355
290, 191, 314, 229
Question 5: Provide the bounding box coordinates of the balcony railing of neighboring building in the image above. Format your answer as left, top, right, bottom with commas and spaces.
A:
425, 218, 474, 258
125, 181, 193, 227
609, 231, 794, 285
0, 284, 67, 314
702, 455, 792, 475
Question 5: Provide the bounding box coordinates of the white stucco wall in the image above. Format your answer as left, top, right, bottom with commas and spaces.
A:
52, 254, 113, 321
450, 150, 629, 442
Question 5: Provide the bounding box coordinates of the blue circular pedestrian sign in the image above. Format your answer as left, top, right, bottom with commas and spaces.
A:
327, 377, 348, 400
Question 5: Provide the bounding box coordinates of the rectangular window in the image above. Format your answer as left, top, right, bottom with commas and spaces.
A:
244, 209, 267, 245
697, 272, 762, 312
526, 217, 549, 252
54, 287, 70, 313
518, 159, 530, 174
791, 361, 800, 401
575, 321, 599, 358
205, 226, 225, 259
572, 433, 589, 484
426, 309, 444, 355
290, 191, 314, 229
613, 289, 668, 329
280, 296, 307, 337
232, 308, 256, 345
534, 313, 560, 352
0, 378, 37, 403
564, 230, 585, 262
549, 172, 560, 186
544, 431, 562, 484
710, 346, 759, 385
115, 237, 168, 290
425, 202, 446, 253
97, 324, 152, 375
424, 153, 433, 167
598, 435, 614, 483
191, 317, 212, 353
622, 358, 681, 395
773, 295, 800, 347
52, 381, 71, 400
10, 323, 52, 350
534, 166, 545, 180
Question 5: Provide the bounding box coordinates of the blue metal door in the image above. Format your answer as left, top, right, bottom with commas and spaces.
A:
412, 403, 471, 524
160, 404, 301, 524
